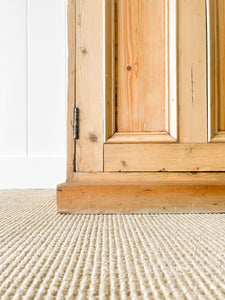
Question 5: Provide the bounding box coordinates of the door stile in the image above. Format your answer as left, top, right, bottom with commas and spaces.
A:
75, 0, 105, 172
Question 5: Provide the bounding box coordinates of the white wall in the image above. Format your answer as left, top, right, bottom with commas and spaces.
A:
0, 0, 66, 188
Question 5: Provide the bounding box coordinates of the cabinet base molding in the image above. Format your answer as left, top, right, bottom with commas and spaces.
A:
57, 173, 225, 213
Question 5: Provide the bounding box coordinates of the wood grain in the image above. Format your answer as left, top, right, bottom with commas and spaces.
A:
57, 182, 225, 214
210, 131, 225, 142
106, 132, 176, 143
178, 0, 207, 143
217, 0, 225, 131
208, 0, 225, 141
75, 0, 104, 171
104, 143, 225, 171
117, 0, 166, 132
105, 0, 116, 140
74, 171, 225, 185
207, 0, 218, 140
66, 0, 75, 181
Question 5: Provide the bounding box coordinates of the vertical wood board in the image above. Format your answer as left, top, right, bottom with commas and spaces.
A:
76, 0, 104, 171
178, 0, 207, 143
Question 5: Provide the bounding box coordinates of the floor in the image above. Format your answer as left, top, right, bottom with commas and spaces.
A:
0, 190, 225, 299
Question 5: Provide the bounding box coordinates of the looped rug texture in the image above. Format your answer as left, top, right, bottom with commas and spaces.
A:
0, 190, 225, 299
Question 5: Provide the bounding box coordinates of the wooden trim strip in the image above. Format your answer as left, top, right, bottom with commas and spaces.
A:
167, 0, 177, 139
106, 132, 177, 144
74, 171, 225, 185
210, 131, 225, 142
57, 182, 225, 214
105, 0, 116, 140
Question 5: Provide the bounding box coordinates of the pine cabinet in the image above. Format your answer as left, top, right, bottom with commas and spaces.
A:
57, 0, 225, 213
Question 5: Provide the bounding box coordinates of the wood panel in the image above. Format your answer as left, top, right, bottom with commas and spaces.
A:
57, 182, 225, 214
104, 143, 225, 171
208, 0, 225, 141
117, 0, 166, 132
178, 0, 207, 143
75, 0, 104, 171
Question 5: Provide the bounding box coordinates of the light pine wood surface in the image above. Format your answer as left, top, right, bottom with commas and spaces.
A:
57, 182, 225, 214
208, 0, 225, 141
58, 0, 225, 213
117, 0, 166, 132
104, 143, 225, 172
66, 0, 75, 180
178, 0, 207, 143
105, 0, 116, 140
217, 0, 225, 131
74, 172, 225, 184
75, 0, 104, 171
106, 132, 176, 143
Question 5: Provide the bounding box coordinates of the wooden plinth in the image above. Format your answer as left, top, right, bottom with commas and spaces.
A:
57, 173, 225, 214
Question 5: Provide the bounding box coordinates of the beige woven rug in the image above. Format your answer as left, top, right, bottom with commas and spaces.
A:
0, 190, 225, 300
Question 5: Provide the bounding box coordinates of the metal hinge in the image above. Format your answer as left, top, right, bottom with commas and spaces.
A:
73, 107, 79, 139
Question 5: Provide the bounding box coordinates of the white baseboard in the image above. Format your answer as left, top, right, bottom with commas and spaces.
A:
0, 156, 66, 189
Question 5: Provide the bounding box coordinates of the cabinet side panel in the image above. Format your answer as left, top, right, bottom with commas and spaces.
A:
66, 0, 76, 180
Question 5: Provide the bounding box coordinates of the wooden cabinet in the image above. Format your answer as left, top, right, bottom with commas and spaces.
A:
57, 0, 225, 213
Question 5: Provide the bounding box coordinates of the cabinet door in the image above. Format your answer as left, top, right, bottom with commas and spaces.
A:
76, 0, 225, 172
